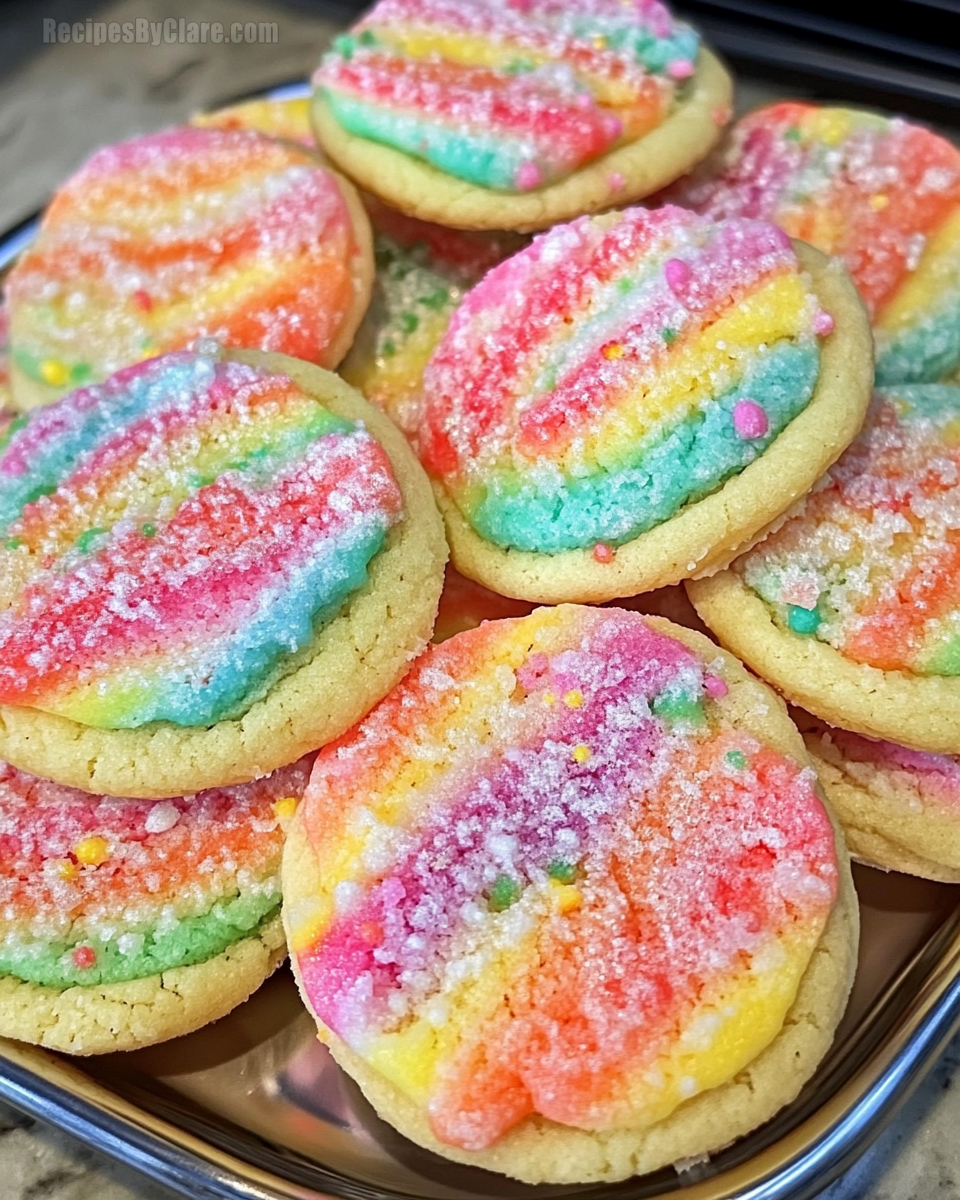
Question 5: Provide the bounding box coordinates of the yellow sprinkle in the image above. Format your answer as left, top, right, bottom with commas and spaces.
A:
39, 358, 70, 387
563, 689, 584, 708
55, 859, 79, 881
869, 194, 889, 211
272, 796, 299, 821
942, 417, 960, 446
572, 744, 592, 763
552, 882, 583, 914
74, 837, 110, 867
593, 34, 607, 48
542, 691, 556, 706
602, 342, 624, 359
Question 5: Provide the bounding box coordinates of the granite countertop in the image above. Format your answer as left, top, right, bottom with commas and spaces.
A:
2, 2, 960, 1197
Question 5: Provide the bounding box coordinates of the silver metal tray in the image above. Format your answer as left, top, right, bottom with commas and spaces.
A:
3, 76, 960, 1200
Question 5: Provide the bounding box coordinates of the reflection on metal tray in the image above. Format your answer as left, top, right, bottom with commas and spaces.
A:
3, 74, 960, 1200
1, 865, 960, 1200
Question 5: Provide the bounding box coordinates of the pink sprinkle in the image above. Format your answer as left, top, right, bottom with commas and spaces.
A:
813, 310, 835, 336
607, 171, 626, 190
704, 675, 728, 699
133, 289, 153, 312
593, 542, 615, 564
72, 945, 97, 970
667, 59, 695, 80
516, 162, 543, 191
576, 94, 593, 110
602, 114, 623, 140
733, 400, 769, 439
664, 258, 692, 291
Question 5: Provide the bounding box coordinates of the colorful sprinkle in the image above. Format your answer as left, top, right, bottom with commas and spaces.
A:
733, 399, 769, 439
704, 674, 729, 698
787, 605, 820, 635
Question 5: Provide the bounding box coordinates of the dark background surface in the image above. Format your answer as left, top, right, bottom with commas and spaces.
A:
2, 0, 958, 115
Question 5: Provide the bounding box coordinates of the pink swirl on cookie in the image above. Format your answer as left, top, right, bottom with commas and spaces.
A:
315, 0, 699, 192
7, 127, 369, 404
739, 384, 960, 676
662, 102, 960, 383
289, 606, 837, 1148
0, 756, 310, 987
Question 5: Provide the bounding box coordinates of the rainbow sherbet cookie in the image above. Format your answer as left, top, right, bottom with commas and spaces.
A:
0, 756, 309, 1054
284, 606, 856, 1183
190, 96, 316, 146
310, 0, 732, 231
803, 720, 960, 883
5, 126, 374, 410
663, 103, 960, 385
0, 347, 446, 798
341, 199, 524, 435
419, 204, 871, 602
689, 385, 960, 753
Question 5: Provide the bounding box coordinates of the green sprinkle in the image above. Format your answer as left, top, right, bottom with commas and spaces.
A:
547, 860, 577, 884
488, 875, 522, 912
333, 33, 356, 59
141, 522, 157, 538
422, 288, 450, 311
662, 327, 678, 344
74, 527, 108, 553
381, 339, 397, 359
787, 604, 820, 635
652, 691, 705, 726
358, 29, 377, 45
399, 312, 420, 335
784, 127, 803, 142
504, 57, 534, 74
69, 363, 92, 384
4, 537, 23, 551
726, 750, 748, 770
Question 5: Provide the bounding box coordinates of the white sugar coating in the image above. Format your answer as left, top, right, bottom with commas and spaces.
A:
144, 802, 180, 834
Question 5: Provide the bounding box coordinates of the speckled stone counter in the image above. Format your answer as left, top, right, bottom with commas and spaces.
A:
2, 3, 960, 1197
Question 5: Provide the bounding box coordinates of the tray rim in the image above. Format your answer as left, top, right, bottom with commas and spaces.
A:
4, 75, 960, 1200
1, 902, 960, 1200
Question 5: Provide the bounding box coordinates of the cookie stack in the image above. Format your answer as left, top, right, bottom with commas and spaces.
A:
0, 347, 446, 1049
2, 0, 959, 1186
